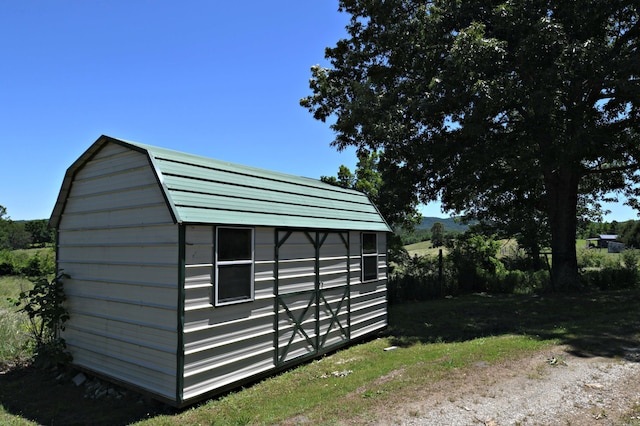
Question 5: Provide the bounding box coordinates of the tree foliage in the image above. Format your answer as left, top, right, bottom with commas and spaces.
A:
0, 205, 32, 250
0, 206, 55, 250
321, 150, 421, 228
302, 0, 640, 290
618, 220, 640, 247
24, 219, 55, 247
430, 222, 445, 247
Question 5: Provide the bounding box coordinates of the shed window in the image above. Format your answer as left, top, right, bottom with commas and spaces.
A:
215, 227, 254, 305
361, 233, 378, 281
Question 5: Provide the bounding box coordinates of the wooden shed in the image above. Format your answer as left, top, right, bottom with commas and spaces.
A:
49, 135, 390, 407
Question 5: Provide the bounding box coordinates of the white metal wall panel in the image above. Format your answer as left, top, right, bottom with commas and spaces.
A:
317, 233, 350, 350
182, 226, 276, 401
57, 142, 179, 401
58, 224, 176, 245
275, 231, 317, 363
53, 137, 391, 405
348, 231, 388, 340
71, 348, 176, 399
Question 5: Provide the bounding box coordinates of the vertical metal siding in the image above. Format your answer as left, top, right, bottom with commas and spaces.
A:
57, 143, 179, 400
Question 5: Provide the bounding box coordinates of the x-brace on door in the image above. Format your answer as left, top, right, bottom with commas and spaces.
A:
274, 230, 350, 366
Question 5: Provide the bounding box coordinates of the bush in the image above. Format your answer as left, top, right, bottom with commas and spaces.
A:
621, 249, 639, 271
581, 267, 638, 290
388, 255, 443, 303
577, 248, 639, 290
9, 271, 71, 368
494, 269, 550, 294
576, 248, 618, 269
0, 261, 14, 275
0, 249, 55, 277
446, 233, 505, 293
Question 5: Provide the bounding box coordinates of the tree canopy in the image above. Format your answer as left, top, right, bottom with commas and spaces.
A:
430, 221, 445, 247
321, 150, 422, 228
0, 206, 54, 250
302, 0, 639, 290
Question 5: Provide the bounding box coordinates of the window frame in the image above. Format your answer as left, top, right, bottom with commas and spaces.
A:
214, 226, 255, 306
361, 232, 379, 282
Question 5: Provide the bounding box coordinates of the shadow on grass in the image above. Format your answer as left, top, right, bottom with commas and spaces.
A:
0, 362, 171, 426
386, 288, 640, 360
2, 289, 639, 425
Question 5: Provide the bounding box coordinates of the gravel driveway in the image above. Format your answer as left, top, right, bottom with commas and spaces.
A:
380, 346, 640, 425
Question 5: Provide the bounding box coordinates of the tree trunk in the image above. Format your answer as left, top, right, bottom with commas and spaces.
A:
545, 168, 581, 291
530, 243, 542, 271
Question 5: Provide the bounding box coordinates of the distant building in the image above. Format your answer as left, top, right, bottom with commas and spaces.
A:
585, 234, 624, 252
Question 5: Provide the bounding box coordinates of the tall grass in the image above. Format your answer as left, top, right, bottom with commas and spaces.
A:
0, 276, 33, 363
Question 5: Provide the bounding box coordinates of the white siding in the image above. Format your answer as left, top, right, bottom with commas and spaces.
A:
52, 137, 390, 406
275, 231, 354, 364
349, 231, 388, 339
182, 226, 276, 401
58, 142, 179, 400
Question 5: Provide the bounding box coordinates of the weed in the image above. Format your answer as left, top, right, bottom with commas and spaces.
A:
9, 272, 71, 368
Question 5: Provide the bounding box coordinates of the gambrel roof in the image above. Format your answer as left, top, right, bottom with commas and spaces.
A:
50, 135, 391, 232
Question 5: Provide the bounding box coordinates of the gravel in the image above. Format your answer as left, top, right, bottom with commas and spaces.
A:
381, 347, 640, 425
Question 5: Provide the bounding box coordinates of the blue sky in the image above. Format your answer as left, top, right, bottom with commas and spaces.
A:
1, 1, 636, 222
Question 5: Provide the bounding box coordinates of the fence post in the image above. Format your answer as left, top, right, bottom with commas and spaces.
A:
439, 248, 443, 296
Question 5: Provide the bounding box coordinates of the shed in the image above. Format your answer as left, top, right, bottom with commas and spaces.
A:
49, 135, 391, 407
586, 234, 619, 249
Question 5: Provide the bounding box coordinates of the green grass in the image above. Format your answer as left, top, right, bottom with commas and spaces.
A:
0, 276, 32, 363
1, 278, 639, 425
138, 335, 546, 426
405, 240, 448, 257
0, 411, 34, 426
0, 275, 31, 301
405, 238, 516, 258
131, 290, 640, 425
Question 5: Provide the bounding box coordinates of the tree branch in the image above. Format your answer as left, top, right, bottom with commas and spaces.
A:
583, 162, 640, 175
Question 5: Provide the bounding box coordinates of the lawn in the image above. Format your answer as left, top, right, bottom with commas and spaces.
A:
0, 276, 32, 363
404, 240, 447, 257
1, 289, 639, 425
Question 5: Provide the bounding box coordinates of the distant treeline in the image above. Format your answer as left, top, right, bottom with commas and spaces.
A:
397, 216, 468, 245
0, 214, 55, 250
399, 217, 640, 248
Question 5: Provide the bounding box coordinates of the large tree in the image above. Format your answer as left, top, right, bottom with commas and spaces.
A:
321, 150, 422, 228
302, 0, 639, 290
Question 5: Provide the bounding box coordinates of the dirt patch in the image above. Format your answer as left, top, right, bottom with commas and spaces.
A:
374, 346, 640, 425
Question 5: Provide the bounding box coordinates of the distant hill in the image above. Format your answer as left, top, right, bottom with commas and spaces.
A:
417, 216, 470, 232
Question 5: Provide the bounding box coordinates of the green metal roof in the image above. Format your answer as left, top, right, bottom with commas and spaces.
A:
50, 135, 391, 232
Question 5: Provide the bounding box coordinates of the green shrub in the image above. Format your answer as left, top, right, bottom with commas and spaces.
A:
388, 255, 449, 303
446, 233, 504, 293
0, 249, 55, 278
580, 267, 638, 290
0, 261, 13, 275
576, 248, 613, 269
9, 272, 71, 368
621, 249, 639, 271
